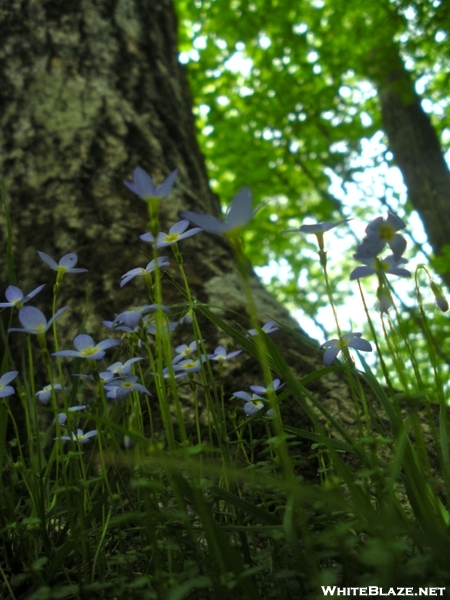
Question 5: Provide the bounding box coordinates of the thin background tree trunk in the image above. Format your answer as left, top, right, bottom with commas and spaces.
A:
370, 43, 450, 287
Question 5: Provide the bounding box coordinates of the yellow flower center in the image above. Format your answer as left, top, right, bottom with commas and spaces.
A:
80, 347, 98, 356
164, 233, 179, 243
378, 223, 394, 241
251, 400, 263, 408
181, 361, 198, 369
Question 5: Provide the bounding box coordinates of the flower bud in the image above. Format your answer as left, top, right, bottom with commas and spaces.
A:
377, 285, 393, 313
430, 281, 449, 313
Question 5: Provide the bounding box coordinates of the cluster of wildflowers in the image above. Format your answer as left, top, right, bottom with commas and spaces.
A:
2, 253, 99, 442
284, 211, 431, 366
349, 213, 411, 316
3, 163, 447, 457
1, 166, 283, 455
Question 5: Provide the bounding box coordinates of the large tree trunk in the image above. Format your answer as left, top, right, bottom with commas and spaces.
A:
369, 43, 450, 287
0, 0, 356, 443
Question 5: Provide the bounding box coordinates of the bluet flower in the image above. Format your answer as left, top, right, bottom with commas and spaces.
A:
124, 166, 178, 200
210, 345, 242, 362
0, 371, 19, 398
247, 320, 279, 336
100, 357, 144, 380
104, 376, 151, 400
321, 333, 372, 366
38, 251, 87, 274
250, 379, 283, 394
140, 220, 202, 248
120, 257, 170, 287
57, 405, 87, 425
36, 383, 66, 405
56, 428, 97, 443
0, 284, 45, 309
180, 187, 255, 235
350, 255, 411, 280
53, 334, 121, 360
9, 306, 68, 335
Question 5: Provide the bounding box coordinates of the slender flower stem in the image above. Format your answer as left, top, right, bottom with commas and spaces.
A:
228, 232, 293, 481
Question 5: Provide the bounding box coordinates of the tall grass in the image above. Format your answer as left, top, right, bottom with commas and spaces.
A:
1, 173, 449, 599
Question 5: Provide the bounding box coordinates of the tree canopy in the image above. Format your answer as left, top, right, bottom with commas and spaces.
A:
175, 0, 450, 336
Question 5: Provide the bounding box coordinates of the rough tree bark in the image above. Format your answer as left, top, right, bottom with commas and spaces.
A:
0, 0, 358, 445
369, 42, 450, 288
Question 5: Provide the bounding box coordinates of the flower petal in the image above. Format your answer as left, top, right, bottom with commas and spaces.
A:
38, 251, 58, 270
59, 253, 79, 268
226, 187, 253, 229
155, 169, 178, 197
178, 211, 228, 234
323, 347, 341, 366
18, 306, 48, 331
347, 338, 372, 352
73, 334, 96, 351
1, 371, 19, 385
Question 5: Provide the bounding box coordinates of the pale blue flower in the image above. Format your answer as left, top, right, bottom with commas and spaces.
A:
38, 251, 87, 274
120, 257, 170, 287
56, 428, 97, 443
247, 320, 279, 336
109, 305, 167, 330
179, 310, 194, 325
173, 356, 207, 373
36, 383, 66, 405
0, 284, 45, 309
104, 375, 151, 400
0, 371, 19, 398
124, 166, 178, 200
233, 391, 274, 416
53, 334, 121, 360
172, 340, 201, 364
140, 220, 202, 248
9, 306, 68, 335
284, 218, 351, 235
243, 398, 267, 416
364, 213, 407, 259
179, 187, 255, 235
160, 366, 188, 380
147, 320, 178, 335
350, 255, 411, 280
210, 345, 242, 362
250, 379, 283, 394
100, 357, 144, 380
57, 405, 87, 425
321, 332, 372, 366
233, 391, 263, 402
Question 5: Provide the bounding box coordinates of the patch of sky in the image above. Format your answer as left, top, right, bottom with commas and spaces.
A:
259, 34, 271, 49
293, 23, 308, 35
225, 52, 253, 76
